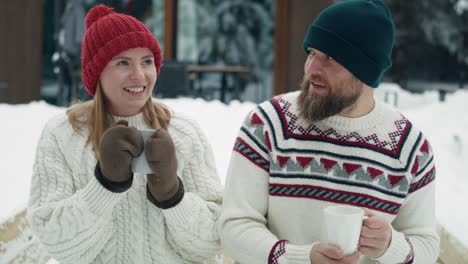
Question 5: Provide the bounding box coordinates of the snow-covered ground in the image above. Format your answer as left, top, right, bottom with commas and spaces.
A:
1, 83, 467, 251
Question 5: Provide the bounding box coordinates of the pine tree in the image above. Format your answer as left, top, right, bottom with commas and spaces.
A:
386, 0, 468, 85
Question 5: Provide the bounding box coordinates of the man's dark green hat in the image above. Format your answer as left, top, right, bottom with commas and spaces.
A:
302, 0, 395, 88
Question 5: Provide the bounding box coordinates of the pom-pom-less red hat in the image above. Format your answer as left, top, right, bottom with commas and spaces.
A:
81, 4, 162, 96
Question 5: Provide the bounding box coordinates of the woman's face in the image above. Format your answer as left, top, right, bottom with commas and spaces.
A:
99, 47, 157, 116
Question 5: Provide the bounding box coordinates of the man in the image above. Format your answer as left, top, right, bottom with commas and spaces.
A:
219, 0, 439, 263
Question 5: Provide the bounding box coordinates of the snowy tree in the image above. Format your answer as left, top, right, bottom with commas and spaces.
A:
386, 0, 468, 84
180, 0, 275, 101
455, 0, 468, 13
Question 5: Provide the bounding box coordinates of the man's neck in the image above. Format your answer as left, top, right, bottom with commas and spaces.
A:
339, 87, 375, 118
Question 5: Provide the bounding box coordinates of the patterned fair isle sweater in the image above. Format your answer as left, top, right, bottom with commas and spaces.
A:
28, 110, 224, 264
219, 91, 439, 264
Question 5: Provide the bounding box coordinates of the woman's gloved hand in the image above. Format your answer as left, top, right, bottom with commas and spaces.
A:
145, 129, 184, 208
95, 120, 144, 192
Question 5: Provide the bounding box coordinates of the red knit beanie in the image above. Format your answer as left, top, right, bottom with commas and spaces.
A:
81, 5, 162, 96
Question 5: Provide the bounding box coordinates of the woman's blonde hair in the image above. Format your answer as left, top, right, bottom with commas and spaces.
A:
66, 83, 171, 159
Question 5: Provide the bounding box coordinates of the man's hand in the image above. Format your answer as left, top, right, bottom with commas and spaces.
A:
358, 209, 392, 258
310, 243, 360, 264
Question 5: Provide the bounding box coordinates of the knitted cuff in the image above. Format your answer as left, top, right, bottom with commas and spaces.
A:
269, 240, 289, 264
283, 243, 316, 264
94, 161, 133, 193
146, 177, 185, 209
374, 228, 414, 264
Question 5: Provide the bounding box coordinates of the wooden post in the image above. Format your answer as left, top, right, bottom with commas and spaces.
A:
273, 1, 333, 96
164, 0, 178, 60
0, 0, 43, 103
274, 0, 289, 96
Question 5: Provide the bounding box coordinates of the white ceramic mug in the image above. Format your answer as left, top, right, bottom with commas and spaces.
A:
323, 205, 367, 255
131, 129, 156, 174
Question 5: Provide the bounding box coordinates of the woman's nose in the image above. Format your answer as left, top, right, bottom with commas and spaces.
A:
130, 65, 145, 80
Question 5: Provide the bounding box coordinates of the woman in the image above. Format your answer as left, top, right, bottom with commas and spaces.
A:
28, 5, 223, 263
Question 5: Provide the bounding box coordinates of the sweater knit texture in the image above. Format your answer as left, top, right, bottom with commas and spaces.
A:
219, 91, 439, 264
28, 110, 224, 264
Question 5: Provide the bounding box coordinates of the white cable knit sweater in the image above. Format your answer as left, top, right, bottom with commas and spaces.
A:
27, 110, 224, 264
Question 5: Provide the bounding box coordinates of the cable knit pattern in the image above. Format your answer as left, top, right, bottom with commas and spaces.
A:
27, 110, 223, 263
219, 91, 439, 264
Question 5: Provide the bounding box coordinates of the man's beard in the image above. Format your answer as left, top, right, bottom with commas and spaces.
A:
297, 75, 363, 123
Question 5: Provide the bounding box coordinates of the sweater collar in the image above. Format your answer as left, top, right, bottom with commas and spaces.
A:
317, 99, 384, 131
112, 112, 150, 129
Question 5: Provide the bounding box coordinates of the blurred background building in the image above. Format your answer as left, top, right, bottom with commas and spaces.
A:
1, 0, 468, 105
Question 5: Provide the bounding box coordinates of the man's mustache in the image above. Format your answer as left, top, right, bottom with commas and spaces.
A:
304, 74, 327, 85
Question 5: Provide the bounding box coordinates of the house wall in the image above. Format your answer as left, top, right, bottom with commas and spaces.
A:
0, 0, 43, 103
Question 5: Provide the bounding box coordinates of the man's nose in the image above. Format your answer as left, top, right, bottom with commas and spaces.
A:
305, 56, 323, 75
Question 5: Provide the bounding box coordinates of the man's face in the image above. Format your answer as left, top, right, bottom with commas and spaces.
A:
298, 48, 364, 123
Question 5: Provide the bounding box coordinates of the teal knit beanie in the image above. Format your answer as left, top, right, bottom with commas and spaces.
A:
302, 0, 395, 88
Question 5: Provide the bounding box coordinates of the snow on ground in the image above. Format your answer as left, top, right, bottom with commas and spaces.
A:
1, 83, 467, 249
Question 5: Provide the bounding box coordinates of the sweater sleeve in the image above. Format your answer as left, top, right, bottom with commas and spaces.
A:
156, 115, 224, 262
27, 119, 126, 263
376, 137, 439, 264
219, 109, 312, 264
